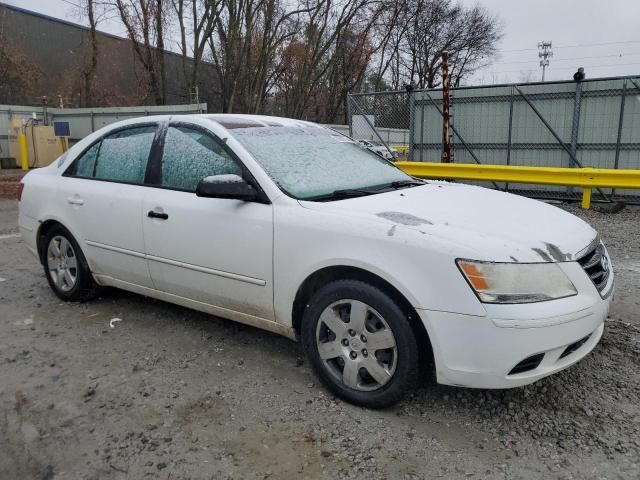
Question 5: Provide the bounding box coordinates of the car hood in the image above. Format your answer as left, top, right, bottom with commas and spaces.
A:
299, 182, 597, 263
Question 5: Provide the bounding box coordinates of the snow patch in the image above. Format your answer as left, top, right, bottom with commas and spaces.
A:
201, 174, 244, 184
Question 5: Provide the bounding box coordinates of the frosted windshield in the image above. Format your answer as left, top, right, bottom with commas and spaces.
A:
230, 126, 410, 199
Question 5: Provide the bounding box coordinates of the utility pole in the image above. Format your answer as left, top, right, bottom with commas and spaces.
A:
441, 51, 451, 163
538, 41, 553, 82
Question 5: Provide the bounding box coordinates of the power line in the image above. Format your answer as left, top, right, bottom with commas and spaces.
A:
490, 52, 640, 66
487, 61, 640, 75
500, 39, 640, 54
58, 0, 82, 8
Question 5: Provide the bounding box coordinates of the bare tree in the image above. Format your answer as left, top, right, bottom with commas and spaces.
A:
371, 0, 502, 90
369, 0, 412, 91
170, 0, 222, 98
0, 33, 38, 104
112, 0, 168, 104
199, 0, 312, 113
76, 0, 501, 119
270, 0, 387, 120
74, 0, 113, 106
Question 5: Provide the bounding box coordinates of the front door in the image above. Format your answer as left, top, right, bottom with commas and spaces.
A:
142, 123, 275, 320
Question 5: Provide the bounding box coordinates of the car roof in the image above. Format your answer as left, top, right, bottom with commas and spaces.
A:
201, 114, 318, 130
104, 114, 327, 136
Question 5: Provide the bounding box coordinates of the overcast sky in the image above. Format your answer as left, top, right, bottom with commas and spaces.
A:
5, 0, 640, 85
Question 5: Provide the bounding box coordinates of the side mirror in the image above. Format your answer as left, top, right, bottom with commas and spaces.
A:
195, 174, 258, 201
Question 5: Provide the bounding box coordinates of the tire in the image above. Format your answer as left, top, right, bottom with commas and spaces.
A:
42, 224, 98, 302
301, 279, 419, 408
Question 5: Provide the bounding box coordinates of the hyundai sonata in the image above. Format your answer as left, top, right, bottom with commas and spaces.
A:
18, 114, 613, 408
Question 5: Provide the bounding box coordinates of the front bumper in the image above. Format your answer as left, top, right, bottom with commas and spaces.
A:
419, 260, 613, 389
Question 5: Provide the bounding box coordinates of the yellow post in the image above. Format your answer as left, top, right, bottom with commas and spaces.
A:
581, 187, 592, 209
18, 132, 29, 171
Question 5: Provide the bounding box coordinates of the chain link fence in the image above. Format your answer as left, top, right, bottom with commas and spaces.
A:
347, 75, 640, 203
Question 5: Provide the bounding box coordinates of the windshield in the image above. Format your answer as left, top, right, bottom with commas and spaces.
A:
230, 126, 412, 199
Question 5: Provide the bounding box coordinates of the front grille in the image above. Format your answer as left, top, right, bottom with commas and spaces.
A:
577, 242, 610, 294
559, 334, 591, 360
508, 353, 545, 375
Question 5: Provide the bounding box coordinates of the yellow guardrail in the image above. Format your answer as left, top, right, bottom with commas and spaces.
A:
396, 162, 640, 209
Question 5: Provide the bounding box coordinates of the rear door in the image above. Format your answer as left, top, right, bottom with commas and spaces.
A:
60, 124, 159, 288
141, 122, 275, 320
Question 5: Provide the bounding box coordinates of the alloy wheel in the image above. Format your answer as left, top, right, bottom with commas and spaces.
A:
46, 235, 78, 292
315, 299, 397, 391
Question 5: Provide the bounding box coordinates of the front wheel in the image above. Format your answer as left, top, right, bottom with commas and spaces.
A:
301, 280, 419, 408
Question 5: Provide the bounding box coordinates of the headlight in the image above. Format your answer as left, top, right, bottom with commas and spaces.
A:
457, 260, 577, 304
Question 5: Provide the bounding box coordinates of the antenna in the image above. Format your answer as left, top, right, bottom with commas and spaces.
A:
538, 41, 553, 81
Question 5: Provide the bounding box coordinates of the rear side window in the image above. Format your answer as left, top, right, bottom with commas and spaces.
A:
75, 143, 99, 177
160, 126, 242, 191
68, 126, 156, 184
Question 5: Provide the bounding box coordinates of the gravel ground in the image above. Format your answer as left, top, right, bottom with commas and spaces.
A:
1, 198, 639, 479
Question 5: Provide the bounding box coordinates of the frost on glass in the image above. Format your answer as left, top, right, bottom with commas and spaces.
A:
231, 127, 410, 198
95, 127, 156, 184
74, 142, 100, 177
161, 127, 241, 191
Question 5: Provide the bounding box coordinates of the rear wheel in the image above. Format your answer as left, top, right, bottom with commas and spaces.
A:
42, 225, 98, 301
301, 280, 418, 408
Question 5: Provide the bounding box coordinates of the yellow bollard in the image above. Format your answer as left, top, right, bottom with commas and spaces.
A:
18, 133, 29, 171
581, 187, 592, 209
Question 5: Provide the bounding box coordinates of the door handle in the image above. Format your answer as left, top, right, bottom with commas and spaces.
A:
148, 210, 169, 220
67, 196, 84, 206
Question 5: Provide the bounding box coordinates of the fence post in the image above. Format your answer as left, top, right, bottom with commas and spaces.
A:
419, 94, 425, 162
408, 90, 415, 162
613, 80, 627, 198
570, 82, 582, 166
441, 52, 451, 163
568, 80, 583, 196
582, 188, 592, 209
347, 94, 353, 138
506, 86, 515, 191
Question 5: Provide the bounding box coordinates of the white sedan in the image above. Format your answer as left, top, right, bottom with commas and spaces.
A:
18, 114, 613, 408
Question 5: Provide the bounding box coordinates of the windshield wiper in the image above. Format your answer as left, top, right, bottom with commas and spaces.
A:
388, 179, 425, 189
308, 180, 425, 202
308, 188, 380, 202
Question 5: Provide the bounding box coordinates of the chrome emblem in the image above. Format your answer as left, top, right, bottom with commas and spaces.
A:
600, 254, 608, 272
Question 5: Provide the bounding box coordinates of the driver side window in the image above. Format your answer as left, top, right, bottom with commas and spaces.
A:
160, 126, 242, 192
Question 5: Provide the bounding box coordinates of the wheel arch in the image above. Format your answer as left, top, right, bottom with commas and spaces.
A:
292, 265, 435, 376
37, 219, 72, 263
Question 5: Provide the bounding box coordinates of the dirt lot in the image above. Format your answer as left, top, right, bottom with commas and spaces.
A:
1, 198, 639, 479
